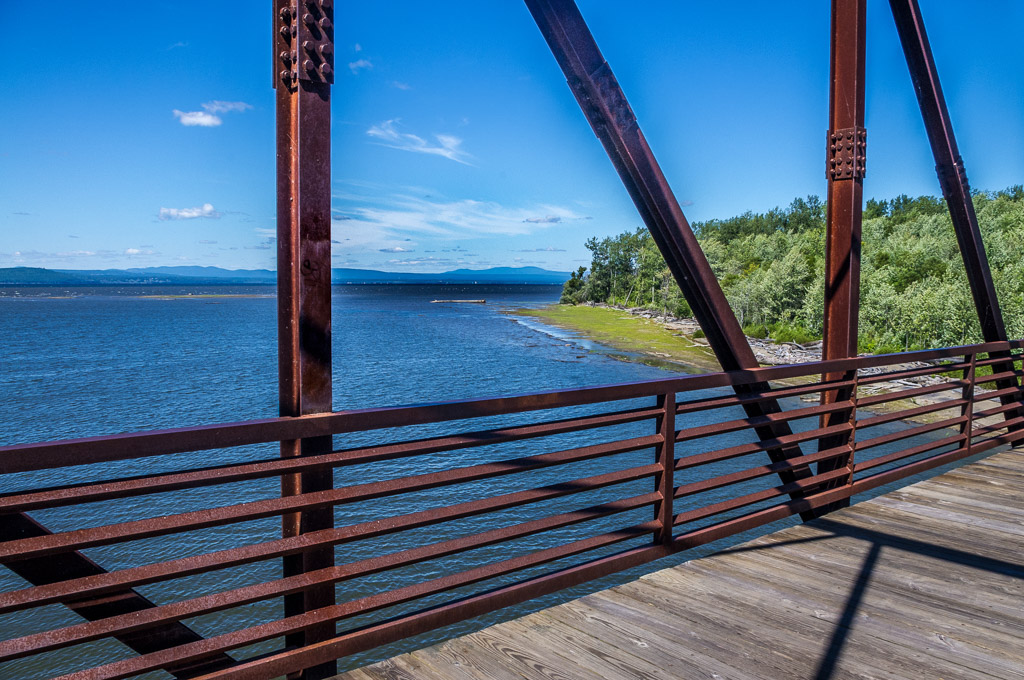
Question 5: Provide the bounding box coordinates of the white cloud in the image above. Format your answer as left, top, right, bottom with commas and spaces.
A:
354, 43, 362, 52
523, 215, 562, 224
173, 100, 252, 127
349, 58, 373, 74
202, 101, 252, 114
159, 203, 221, 220
173, 110, 221, 127
516, 247, 567, 252
379, 246, 413, 253
366, 120, 471, 165
331, 189, 584, 247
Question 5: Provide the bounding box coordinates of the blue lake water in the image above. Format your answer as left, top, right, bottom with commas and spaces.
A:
0, 285, 980, 678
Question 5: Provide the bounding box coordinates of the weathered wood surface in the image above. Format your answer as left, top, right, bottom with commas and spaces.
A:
334, 450, 1024, 679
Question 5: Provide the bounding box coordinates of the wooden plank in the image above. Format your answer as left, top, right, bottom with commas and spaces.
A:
499, 615, 668, 680
685, 547, 1024, 674
652, 563, 1009, 680
553, 598, 757, 680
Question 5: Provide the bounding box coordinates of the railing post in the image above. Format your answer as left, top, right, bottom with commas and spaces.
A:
654, 391, 675, 548
960, 352, 976, 456
845, 368, 859, 489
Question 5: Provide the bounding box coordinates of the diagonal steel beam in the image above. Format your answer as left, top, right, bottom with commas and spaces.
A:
0, 513, 234, 678
889, 0, 1022, 422
523, 0, 817, 520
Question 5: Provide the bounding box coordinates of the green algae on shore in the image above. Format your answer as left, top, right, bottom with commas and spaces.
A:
511, 304, 720, 373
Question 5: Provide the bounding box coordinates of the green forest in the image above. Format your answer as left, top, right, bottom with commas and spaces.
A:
560, 187, 1024, 353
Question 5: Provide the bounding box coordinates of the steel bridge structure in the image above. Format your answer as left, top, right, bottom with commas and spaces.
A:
1, 1, 1021, 679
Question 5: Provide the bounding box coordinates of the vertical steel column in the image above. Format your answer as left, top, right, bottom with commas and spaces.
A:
889, 0, 1021, 422
524, 0, 816, 519
817, 0, 867, 512
275, 2, 336, 678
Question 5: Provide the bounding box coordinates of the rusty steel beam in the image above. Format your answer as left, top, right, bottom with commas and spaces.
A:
817, 0, 867, 512
274, 1, 336, 678
0, 513, 234, 678
523, 0, 816, 518
888, 0, 1022, 425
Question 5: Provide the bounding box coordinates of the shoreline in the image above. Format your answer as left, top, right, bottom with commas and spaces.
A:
513, 302, 979, 426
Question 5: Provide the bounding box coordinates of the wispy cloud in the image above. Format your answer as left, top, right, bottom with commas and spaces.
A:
379, 246, 413, 253
515, 247, 566, 252
173, 100, 252, 127
202, 101, 252, 114
167, 41, 188, 50
348, 58, 373, 74
333, 187, 584, 242
523, 215, 562, 224
199, 240, 218, 244
366, 120, 471, 165
392, 81, 411, 90
354, 43, 363, 52
159, 203, 221, 220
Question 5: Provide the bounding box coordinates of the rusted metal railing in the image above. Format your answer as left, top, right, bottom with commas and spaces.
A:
1, 340, 1022, 679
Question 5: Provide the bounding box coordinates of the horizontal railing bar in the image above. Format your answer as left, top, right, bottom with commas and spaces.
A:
972, 353, 1023, 369
672, 468, 850, 526
847, 428, 1024, 499
854, 414, 966, 453
971, 400, 1024, 422
673, 423, 852, 472
673, 445, 850, 499
970, 414, 1024, 440
675, 400, 854, 443
0, 435, 661, 563
0, 464, 661, 613
856, 379, 967, 408
855, 398, 968, 430
0, 493, 659, 660
856, 361, 970, 386
674, 378, 855, 416
0, 405, 663, 514
852, 433, 963, 473
55, 522, 665, 680
973, 368, 1024, 386
4, 342, 1015, 474
972, 385, 1024, 404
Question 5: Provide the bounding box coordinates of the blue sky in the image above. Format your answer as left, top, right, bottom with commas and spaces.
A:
2, 1, 1022, 273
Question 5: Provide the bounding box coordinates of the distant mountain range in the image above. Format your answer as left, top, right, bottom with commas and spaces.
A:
0, 266, 571, 286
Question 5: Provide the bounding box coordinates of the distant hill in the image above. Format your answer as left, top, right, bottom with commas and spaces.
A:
0, 266, 570, 286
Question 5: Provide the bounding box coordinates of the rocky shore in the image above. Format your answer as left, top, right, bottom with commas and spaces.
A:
572, 302, 968, 403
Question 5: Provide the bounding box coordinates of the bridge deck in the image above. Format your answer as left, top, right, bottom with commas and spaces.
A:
335, 450, 1024, 680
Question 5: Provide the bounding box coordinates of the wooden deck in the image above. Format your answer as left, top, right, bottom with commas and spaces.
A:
334, 450, 1024, 680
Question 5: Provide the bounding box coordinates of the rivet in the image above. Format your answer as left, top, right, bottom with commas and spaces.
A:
304, 59, 315, 71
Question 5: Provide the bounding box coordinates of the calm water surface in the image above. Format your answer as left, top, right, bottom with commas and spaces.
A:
0, 285, 978, 677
